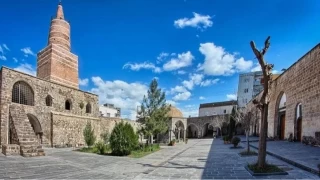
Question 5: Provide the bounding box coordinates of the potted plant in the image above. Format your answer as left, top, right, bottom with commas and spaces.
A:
223, 136, 229, 144
185, 138, 188, 144
169, 139, 176, 146
231, 136, 241, 148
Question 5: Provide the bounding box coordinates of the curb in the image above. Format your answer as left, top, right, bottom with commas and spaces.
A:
244, 165, 288, 176
249, 144, 319, 176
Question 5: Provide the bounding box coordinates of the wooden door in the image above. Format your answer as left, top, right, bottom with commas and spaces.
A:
280, 115, 286, 140
297, 118, 302, 142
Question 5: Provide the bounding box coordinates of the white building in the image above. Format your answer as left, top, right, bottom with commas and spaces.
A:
199, 100, 237, 116
237, 71, 263, 108
99, 103, 121, 118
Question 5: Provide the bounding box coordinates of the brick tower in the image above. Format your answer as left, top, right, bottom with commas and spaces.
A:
37, 2, 79, 89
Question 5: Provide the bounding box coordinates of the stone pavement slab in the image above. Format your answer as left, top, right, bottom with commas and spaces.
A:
0, 139, 319, 179
248, 138, 320, 174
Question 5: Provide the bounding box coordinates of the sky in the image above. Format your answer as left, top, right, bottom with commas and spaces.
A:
1, 0, 320, 119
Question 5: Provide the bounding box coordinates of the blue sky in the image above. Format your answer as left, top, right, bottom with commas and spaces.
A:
1, 0, 320, 119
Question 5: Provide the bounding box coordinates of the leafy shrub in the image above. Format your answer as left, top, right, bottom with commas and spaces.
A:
95, 141, 106, 154
83, 121, 96, 147
109, 121, 139, 156
231, 136, 241, 147
100, 131, 110, 144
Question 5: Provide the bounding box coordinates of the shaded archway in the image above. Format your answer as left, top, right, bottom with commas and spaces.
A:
27, 114, 43, 144
175, 120, 185, 142
187, 123, 199, 138
202, 123, 214, 138
295, 103, 302, 142
275, 92, 286, 140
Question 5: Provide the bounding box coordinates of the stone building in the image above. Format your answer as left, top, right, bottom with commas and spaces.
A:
0, 3, 138, 157
199, 100, 237, 116
246, 43, 320, 141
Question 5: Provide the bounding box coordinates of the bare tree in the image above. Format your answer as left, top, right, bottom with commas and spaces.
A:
250, 36, 273, 168
212, 115, 229, 137
232, 108, 254, 153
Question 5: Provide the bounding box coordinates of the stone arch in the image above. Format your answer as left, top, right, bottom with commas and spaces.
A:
295, 103, 302, 141
27, 114, 43, 144
202, 123, 214, 138
65, 99, 72, 110
174, 120, 185, 141
187, 123, 199, 138
274, 91, 286, 139
12, 81, 34, 106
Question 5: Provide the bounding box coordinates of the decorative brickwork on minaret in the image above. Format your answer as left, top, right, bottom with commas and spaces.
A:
37, 2, 79, 89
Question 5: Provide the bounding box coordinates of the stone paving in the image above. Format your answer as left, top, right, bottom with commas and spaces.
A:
250, 140, 320, 173
0, 139, 319, 179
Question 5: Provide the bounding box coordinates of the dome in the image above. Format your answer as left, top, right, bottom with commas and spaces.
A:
167, 106, 184, 118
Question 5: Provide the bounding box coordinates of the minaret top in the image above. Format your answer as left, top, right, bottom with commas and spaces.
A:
56, 1, 64, 19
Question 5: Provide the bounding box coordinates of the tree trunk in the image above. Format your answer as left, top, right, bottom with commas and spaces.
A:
150, 135, 154, 145
257, 104, 268, 167
246, 130, 250, 153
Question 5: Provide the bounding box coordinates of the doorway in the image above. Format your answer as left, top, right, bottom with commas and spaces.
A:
280, 114, 285, 140
297, 118, 302, 142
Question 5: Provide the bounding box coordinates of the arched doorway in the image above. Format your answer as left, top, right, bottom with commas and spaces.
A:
296, 103, 302, 142
187, 123, 199, 138
175, 120, 185, 142
276, 93, 286, 140
203, 123, 214, 138
27, 114, 43, 144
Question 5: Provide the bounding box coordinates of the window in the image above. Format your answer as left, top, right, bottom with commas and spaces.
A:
65, 100, 71, 110
86, 103, 92, 113
45, 95, 53, 106
244, 88, 249, 93
12, 81, 34, 106
224, 109, 226, 114
244, 78, 249, 82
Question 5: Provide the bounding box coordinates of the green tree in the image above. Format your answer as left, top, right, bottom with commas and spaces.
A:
137, 79, 170, 144
83, 121, 96, 147
228, 106, 236, 139
109, 121, 139, 156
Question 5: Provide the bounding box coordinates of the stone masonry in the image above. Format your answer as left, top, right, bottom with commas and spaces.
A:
37, 3, 79, 89
246, 43, 320, 139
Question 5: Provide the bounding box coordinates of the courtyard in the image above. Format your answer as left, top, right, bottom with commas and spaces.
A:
0, 139, 318, 179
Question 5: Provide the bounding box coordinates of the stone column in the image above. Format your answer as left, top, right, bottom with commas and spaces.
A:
178, 129, 180, 142
184, 130, 186, 142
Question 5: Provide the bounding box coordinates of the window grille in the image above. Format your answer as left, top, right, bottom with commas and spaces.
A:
12, 81, 34, 106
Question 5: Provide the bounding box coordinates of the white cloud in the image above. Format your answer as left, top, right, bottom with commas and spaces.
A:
174, 12, 213, 29
123, 62, 162, 73
179, 104, 198, 117
0, 55, 6, 61
272, 70, 279, 74
198, 43, 253, 76
156, 52, 169, 63
2, 44, 9, 51
182, 73, 204, 90
163, 51, 194, 71
21, 47, 36, 57
79, 78, 89, 86
91, 77, 148, 120
251, 63, 261, 72
177, 70, 186, 75
166, 100, 178, 106
0, 45, 3, 54
226, 93, 237, 100
170, 85, 188, 94
199, 96, 205, 100
173, 91, 191, 101
13, 57, 18, 63
14, 63, 36, 76
200, 78, 219, 87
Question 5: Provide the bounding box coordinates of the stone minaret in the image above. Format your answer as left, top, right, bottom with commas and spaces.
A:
37, 2, 79, 89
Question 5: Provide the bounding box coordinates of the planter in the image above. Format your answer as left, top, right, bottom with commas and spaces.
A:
245, 164, 288, 176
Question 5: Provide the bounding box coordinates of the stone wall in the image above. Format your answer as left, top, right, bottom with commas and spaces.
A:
187, 115, 229, 137
246, 43, 320, 139
0, 67, 99, 146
